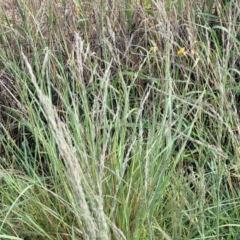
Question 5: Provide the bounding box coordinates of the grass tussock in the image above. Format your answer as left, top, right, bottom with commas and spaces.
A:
1, 0, 240, 239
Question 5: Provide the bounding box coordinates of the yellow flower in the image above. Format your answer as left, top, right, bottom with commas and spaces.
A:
150, 45, 158, 52
177, 47, 185, 56
75, 7, 81, 16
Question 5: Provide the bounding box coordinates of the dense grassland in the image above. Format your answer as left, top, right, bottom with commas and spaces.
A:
1, 0, 240, 239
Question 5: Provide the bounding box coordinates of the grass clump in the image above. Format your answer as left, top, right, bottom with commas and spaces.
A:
1, 0, 240, 239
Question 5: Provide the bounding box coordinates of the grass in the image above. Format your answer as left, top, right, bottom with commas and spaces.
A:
1, 0, 240, 239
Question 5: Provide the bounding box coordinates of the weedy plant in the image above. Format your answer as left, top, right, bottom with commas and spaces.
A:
1, 0, 240, 239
